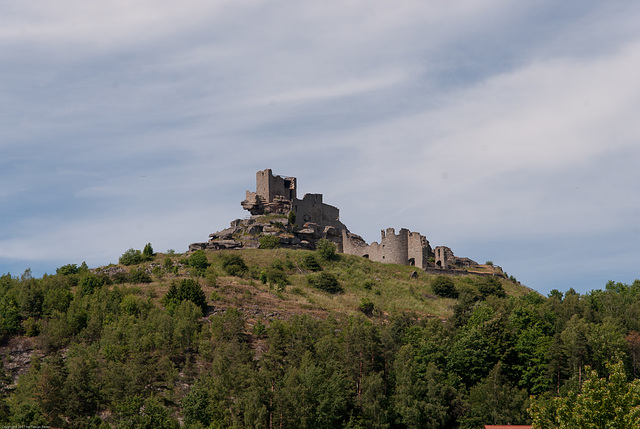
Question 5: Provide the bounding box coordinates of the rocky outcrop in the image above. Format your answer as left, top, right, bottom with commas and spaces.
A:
188, 215, 342, 253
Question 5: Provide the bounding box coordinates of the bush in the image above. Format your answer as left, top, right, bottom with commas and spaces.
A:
308, 272, 342, 294
253, 320, 267, 337
288, 210, 296, 226
205, 266, 218, 287
111, 271, 130, 284
358, 298, 375, 316
431, 275, 458, 298
260, 268, 289, 289
162, 279, 207, 313
221, 254, 248, 277
259, 235, 281, 249
119, 248, 143, 266
316, 239, 339, 261
477, 276, 506, 298
302, 254, 322, 271
129, 268, 152, 284
485, 260, 494, 266
363, 280, 375, 290
188, 250, 210, 274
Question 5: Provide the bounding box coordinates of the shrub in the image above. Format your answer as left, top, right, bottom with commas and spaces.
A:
221, 254, 248, 277
23, 317, 40, 337
119, 248, 143, 266
302, 254, 322, 272
288, 210, 296, 226
431, 275, 458, 298
485, 260, 494, 266
162, 279, 207, 313
205, 266, 218, 287
253, 320, 267, 337
363, 280, 375, 290
163, 257, 173, 270
188, 250, 210, 274
260, 267, 289, 289
358, 298, 375, 316
477, 276, 506, 298
316, 239, 339, 261
308, 272, 342, 294
111, 271, 130, 284
129, 268, 152, 284
259, 235, 281, 249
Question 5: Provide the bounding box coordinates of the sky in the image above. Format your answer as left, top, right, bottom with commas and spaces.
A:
2, 1, 640, 295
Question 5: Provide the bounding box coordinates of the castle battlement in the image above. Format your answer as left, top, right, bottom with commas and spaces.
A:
192, 169, 479, 272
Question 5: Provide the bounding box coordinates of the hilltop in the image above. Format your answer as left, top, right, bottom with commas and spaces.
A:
93, 245, 532, 323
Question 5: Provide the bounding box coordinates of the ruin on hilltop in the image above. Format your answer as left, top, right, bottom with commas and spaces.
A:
189, 169, 496, 275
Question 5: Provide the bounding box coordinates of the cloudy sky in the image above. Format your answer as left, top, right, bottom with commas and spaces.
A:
2, 1, 640, 295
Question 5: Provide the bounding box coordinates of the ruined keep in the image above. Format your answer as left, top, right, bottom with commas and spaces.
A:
190, 169, 483, 273
242, 169, 346, 231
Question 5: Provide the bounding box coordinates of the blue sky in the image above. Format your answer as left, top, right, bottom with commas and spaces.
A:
2, 1, 640, 295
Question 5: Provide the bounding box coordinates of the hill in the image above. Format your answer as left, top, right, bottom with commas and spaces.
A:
2, 244, 640, 427
95, 246, 532, 322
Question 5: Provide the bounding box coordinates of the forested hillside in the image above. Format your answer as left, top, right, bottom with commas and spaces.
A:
1, 243, 640, 428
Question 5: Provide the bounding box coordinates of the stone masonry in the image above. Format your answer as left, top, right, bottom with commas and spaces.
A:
189, 169, 480, 272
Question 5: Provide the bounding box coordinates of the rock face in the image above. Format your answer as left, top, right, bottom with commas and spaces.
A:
188, 216, 342, 252
188, 168, 482, 273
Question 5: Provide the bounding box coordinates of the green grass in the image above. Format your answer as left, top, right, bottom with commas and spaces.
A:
101, 248, 533, 321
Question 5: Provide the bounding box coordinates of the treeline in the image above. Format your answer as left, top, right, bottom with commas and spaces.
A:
1, 256, 640, 427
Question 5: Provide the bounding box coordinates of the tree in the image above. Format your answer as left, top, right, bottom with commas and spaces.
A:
529, 361, 640, 428
119, 248, 143, 266
142, 243, 155, 260
79, 274, 105, 295
394, 346, 456, 429
56, 264, 79, 275
162, 279, 207, 313
459, 363, 530, 427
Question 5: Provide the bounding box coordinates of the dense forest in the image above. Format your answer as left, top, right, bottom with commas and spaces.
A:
1, 242, 640, 428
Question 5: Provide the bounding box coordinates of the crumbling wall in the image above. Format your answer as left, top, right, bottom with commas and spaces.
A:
435, 246, 454, 269
256, 169, 297, 202
343, 228, 432, 267
408, 231, 432, 269
243, 169, 345, 231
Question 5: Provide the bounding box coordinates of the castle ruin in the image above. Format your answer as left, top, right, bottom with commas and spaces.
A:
342, 228, 434, 269
242, 169, 346, 232
190, 169, 480, 272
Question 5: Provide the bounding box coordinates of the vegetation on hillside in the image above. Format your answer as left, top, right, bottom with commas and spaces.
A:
1, 245, 640, 428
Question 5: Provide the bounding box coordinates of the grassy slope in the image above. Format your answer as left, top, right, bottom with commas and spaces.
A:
109, 248, 534, 323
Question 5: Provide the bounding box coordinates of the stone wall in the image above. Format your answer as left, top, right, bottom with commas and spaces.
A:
205, 169, 483, 274
243, 169, 346, 231
256, 169, 297, 202
342, 228, 432, 268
